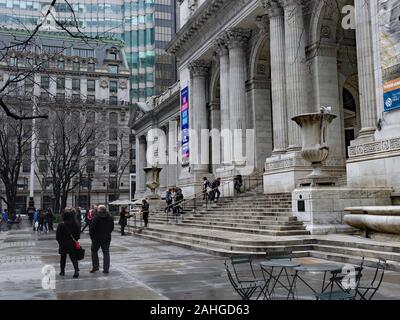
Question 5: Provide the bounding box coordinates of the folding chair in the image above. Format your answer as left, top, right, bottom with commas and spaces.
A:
316, 260, 364, 300
265, 249, 294, 261
225, 261, 267, 300
356, 258, 387, 300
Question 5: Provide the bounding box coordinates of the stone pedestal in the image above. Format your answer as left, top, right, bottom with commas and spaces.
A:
292, 187, 392, 235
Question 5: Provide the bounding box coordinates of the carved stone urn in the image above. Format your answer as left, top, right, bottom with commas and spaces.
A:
144, 166, 162, 199
292, 111, 337, 180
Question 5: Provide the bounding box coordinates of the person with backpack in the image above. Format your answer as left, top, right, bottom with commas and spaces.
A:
89, 205, 114, 274
56, 208, 81, 278
202, 177, 211, 201
141, 200, 150, 228
234, 175, 243, 195
174, 189, 184, 215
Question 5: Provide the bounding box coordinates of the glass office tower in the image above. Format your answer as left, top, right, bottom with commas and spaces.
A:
0, 0, 176, 102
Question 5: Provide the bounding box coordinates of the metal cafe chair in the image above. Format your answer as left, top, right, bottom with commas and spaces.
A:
265, 249, 294, 261
224, 261, 265, 300
229, 255, 268, 300
316, 260, 364, 300
356, 258, 387, 300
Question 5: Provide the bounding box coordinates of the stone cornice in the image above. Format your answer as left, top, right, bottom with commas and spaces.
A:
225, 28, 252, 49
188, 60, 211, 76
306, 42, 339, 60
348, 138, 400, 160
167, 0, 229, 55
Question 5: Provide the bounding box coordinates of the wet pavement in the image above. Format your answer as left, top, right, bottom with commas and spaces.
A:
1, 224, 400, 300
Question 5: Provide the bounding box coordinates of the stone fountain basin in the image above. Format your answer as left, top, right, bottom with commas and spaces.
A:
344, 206, 400, 235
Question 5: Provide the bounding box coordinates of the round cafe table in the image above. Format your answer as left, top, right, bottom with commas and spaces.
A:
260, 259, 301, 300
290, 263, 345, 297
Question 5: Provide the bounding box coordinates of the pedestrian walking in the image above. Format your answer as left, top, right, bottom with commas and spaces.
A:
33, 208, 38, 231
211, 178, 221, 203
141, 200, 150, 227
89, 205, 114, 274
164, 189, 173, 213
202, 177, 211, 201
56, 208, 80, 278
38, 209, 45, 233
45, 208, 54, 232
173, 188, 184, 215
118, 207, 131, 236
75, 207, 82, 230
81, 205, 96, 232
234, 175, 243, 195
1, 209, 8, 231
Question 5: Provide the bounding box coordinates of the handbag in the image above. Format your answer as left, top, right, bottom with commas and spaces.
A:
66, 225, 85, 261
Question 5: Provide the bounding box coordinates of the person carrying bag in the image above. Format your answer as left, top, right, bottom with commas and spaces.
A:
56, 208, 82, 278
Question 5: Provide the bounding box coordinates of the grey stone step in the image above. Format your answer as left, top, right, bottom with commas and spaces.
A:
144, 222, 309, 236
173, 216, 304, 225
315, 239, 400, 254
179, 221, 307, 231
313, 244, 400, 263
126, 224, 314, 246
309, 250, 400, 272
192, 213, 298, 220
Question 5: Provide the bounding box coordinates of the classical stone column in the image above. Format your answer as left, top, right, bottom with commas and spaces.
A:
281, 0, 309, 151
225, 28, 252, 164
262, 1, 288, 154
214, 38, 232, 165
354, 0, 377, 141
136, 135, 147, 194
209, 101, 221, 171
188, 59, 210, 172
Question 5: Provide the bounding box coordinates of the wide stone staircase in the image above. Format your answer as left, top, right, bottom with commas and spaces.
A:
125, 192, 400, 271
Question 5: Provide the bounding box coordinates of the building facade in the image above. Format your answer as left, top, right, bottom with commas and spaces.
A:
0, 29, 131, 214
0, 0, 177, 103
132, 0, 400, 217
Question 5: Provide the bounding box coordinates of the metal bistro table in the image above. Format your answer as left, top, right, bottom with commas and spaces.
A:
260, 259, 301, 300
290, 263, 345, 298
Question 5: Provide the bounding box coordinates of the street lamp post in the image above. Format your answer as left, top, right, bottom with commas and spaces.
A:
28, 95, 37, 213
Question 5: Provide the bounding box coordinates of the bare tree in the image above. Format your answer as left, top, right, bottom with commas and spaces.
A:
34, 107, 105, 213
0, 106, 34, 216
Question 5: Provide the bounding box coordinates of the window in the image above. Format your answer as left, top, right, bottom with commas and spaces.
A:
87, 62, 95, 72
73, 48, 94, 58
23, 158, 30, 173
73, 61, 80, 71
110, 96, 118, 105
41, 76, 49, 89
109, 112, 118, 125
87, 80, 95, 92
87, 111, 95, 123
109, 160, 117, 173
72, 79, 80, 90
109, 177, 118, 190
108, 64, 118, 74
72, 94, 81, 102
109, 81, 118, 93
39, 143, 47, 156
109, 52, 117, 60
40, 92, 49, 100
87, 160, 95, 173
41, 59, 49, 69
39, 160, 48, 173
56, 77, 65, 89
57, 60, 65, 70
87, 95, 95, 103
9, 57, 17, 66
109, 127, 118, 141
87, 144, 96, 156
109, 144, 117, 157
56, 93, 65, 101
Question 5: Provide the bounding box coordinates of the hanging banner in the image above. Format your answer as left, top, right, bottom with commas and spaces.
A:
181, 86, 190, 166
379, 0, 400, 112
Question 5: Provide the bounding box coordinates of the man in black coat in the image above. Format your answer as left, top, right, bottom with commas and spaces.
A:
89, 205, 114, 274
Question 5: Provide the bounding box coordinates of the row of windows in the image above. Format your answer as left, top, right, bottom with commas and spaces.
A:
39, 77, 120, 92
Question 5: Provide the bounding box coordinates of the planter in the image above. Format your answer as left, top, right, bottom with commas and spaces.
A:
292, 112, 337, 179
144, 166, 162, 199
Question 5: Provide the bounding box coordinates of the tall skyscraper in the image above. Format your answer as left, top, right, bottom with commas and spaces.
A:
0, 0, 177, 102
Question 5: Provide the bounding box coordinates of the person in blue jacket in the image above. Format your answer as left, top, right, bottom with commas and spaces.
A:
1, 209, 8, 231
33, 208, 38, 231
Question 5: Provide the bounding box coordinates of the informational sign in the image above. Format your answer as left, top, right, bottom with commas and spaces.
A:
181, 86, 190, 166
379, 0, 400, 111
384, 78, 400, 112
